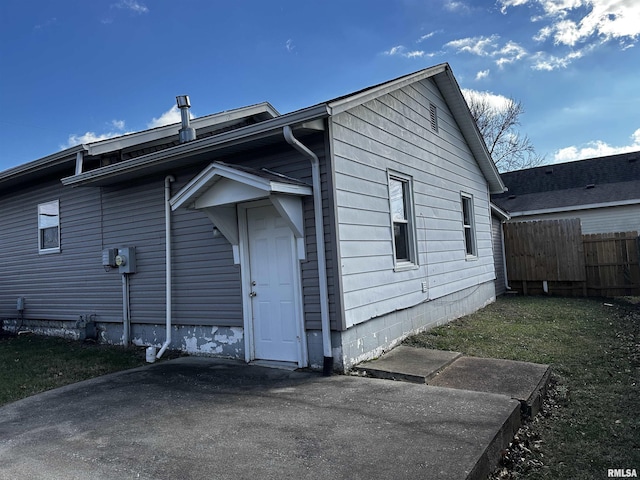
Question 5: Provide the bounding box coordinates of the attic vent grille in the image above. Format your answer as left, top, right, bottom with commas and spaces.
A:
429, 103, 438, 133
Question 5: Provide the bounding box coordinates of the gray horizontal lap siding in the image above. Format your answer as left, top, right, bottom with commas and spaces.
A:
0, 178, 121, 322
331, 78, 496, 327
0, 171, 244, 327
217, 136, 338, 331
0, 133, 338, 334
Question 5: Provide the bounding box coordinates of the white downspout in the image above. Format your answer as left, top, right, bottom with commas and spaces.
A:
283, 125, 333, 375
157, 175, 176, 359
122, 273, 130, 345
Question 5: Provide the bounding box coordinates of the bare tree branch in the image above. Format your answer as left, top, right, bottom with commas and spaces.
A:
464, 91, 544, 172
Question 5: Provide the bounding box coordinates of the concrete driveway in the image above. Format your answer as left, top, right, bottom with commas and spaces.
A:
0, 357, 520, 480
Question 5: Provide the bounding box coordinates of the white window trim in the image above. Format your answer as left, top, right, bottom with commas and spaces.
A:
38, 199, 61, 254
388, 171, 419, 271
461, 192, 477, 259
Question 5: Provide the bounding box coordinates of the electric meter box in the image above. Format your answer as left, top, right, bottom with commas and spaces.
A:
102, 248, 117, 268
116, 247, 136, 274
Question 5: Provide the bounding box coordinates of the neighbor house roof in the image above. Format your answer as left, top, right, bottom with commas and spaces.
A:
491, 151, 640, 216
1, 63, 504, 194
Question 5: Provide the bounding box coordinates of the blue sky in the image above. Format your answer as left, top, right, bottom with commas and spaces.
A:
1, 0, 638, 172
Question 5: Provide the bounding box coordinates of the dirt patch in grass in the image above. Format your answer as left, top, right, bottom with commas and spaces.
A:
405, 295, 640, 479
0, 334, 148, 406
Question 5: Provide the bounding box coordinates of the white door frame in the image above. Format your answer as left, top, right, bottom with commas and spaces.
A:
238, 200, 308, 367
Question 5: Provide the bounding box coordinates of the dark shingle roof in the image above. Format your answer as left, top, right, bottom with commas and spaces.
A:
491, 151, 640, 213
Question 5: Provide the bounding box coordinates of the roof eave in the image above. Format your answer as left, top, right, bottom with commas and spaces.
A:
62, 104, 330, 187
433, 67, 505, 194
0, 144, 86, 185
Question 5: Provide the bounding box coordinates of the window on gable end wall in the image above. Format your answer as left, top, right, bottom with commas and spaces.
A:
38, 200, 60, 254
388, 172, 418, 269
460, 193, 477, 258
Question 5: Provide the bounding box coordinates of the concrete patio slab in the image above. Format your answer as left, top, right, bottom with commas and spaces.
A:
0, 357, 521, 480
429, 356, 551, 418
352, 346, 462, 383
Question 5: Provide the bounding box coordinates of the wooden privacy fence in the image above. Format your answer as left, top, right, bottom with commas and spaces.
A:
504, 219, 640, 297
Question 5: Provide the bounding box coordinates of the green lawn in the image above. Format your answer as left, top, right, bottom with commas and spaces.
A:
0, 334, 146, 406
405, 295, 640, 479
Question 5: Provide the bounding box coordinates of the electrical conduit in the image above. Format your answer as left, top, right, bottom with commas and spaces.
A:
157, 175, 175, 359
283, 126, 333, 375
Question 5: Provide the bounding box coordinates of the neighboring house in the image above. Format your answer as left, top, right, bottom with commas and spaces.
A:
490, 203, 510, 296
0, 63, 505, 372
491, 151, 640, 234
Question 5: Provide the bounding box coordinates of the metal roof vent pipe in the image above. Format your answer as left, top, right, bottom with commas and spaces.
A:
176, 95, 196, 143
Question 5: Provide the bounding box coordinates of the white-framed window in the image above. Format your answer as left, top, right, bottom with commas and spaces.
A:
388, 172, 418, 268
38, 200, 60, 254
461, 193, 477, 258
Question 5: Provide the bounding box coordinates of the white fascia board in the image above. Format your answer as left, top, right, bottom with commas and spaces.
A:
269, 182, 312, 196
85, 103, 280, 156
490, 203, 511, 221
328, 63, 448, 115
508, 198, 640, 217
434, 68, 505, 195
63, 104, 330, 187
170, 161, 312, 211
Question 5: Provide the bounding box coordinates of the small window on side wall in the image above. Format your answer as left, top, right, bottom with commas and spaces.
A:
388, 173, 418, 268
38, 200, 60, 254
461, 193, 476, 258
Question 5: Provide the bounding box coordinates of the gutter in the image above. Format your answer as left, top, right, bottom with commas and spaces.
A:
283, 125, 333, 376
61, 104, 331, 187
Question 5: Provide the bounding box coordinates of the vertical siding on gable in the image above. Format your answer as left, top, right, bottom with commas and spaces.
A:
331, 78, 496, 327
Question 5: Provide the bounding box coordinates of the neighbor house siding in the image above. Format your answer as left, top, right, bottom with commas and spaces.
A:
330, 78, 495, 327
510, 204, 640, 234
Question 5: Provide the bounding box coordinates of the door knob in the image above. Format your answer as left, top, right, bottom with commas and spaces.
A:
249, 291, 257, 297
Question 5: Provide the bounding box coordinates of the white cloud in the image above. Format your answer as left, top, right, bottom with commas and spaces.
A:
384, 45, 406, 56
147, 105, 186, 129
445, 35, 500, 56
444, 1, 471, 13
62, 131, 120, 149
113, 0, 149, 14
61, 118, 130, 149
500, 0, 640, 48
383, 45, 435, 59
476, 69, 490, 80
418, 31, 439, 42
553, 127, 640, 162
285, 39, 295, 52
462, 89, 514, 112
111, 119, 126, 130
530, 45, 592, 70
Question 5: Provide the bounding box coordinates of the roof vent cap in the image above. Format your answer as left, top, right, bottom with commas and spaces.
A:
176, 95, 196, 143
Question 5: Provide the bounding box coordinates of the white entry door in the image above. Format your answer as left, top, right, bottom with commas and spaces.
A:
246, 205, 301, 363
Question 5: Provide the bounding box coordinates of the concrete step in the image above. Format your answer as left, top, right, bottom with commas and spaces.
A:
430, 356, 551, 419
354, 346, 551, 419
352, 345, 462, 383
